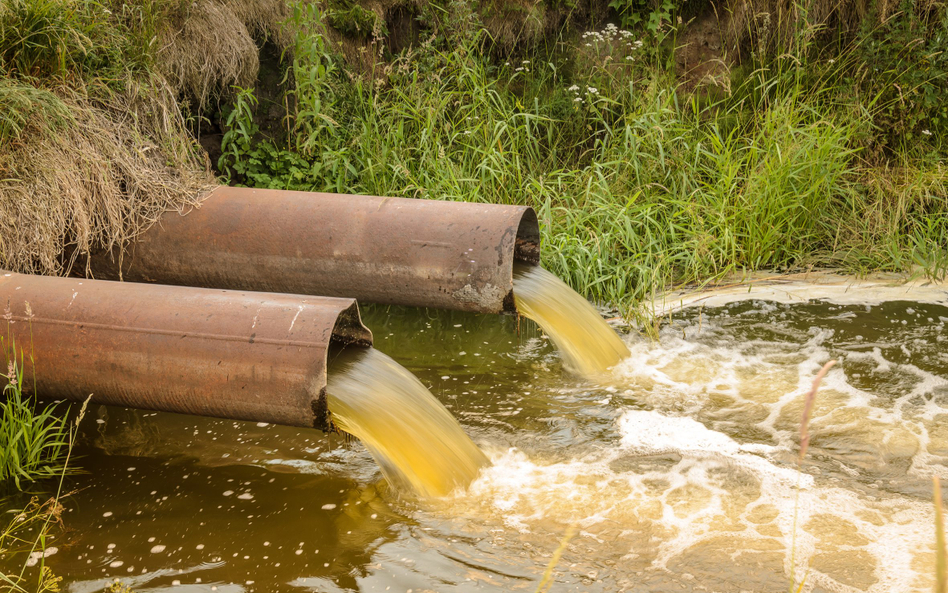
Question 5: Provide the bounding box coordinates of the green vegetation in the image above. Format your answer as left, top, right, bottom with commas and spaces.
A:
0, 337, 87, 593
0, 340, 68, 491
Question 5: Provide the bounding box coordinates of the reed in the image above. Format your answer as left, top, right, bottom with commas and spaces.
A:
798, 359, 836, 463
534, 524, 577, 593
788, 359, 837, 592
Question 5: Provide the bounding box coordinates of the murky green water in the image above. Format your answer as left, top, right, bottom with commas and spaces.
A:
3, 297, 948, 592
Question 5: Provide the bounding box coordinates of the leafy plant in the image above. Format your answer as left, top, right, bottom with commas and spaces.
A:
326, 0, 384, 38
608, 0, 677, 36
852, 0, 948, 150
284, 1, 339, 157
218, 85, 260, 183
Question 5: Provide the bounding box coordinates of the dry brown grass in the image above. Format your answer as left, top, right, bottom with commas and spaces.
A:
154, 0, 299, 110
226, 0, 293, 47
0, 76, 213, 276
156, 0, 262, 110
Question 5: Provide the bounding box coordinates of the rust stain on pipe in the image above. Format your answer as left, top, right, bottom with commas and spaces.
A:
83, 187, 541, 314
0, 271, 371, 430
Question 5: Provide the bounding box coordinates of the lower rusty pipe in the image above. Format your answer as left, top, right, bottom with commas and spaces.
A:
0, 271, 371, 429
81, 187, 541, 314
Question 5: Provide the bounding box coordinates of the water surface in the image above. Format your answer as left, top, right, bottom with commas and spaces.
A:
3, 297, 947, 592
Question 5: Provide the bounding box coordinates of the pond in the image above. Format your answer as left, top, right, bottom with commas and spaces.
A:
4, 289, 948, 593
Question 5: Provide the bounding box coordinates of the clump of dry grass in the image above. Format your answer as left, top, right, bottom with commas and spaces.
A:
0, 76, 213, 275
225, 0, 293, 46
477, 0, 606, 53
156, 0, 262, 111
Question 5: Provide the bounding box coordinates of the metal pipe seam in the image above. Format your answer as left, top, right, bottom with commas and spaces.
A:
0, 271, 372, 430
80, 187, 541, 314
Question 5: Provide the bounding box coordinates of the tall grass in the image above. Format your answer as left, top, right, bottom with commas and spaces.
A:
0, 497, 64, 592
0, 338, 69, 491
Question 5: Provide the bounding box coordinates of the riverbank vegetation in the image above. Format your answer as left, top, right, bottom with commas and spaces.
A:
1, 0, 946, 309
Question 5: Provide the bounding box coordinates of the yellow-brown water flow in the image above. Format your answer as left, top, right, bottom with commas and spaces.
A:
513, 263, 630, 377
326, 346, 489, 498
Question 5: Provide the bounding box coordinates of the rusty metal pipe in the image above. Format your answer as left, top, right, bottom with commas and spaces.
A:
0, 271, 371, 429
82, 187, 540, 314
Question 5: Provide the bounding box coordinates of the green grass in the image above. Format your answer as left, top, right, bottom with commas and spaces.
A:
0, 339, 69, 492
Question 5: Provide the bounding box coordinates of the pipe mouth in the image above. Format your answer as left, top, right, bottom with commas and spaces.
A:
502, 208, 541, 314
330, 301, 373, 348
514, 208, 541, 265
312, 301, 373, 431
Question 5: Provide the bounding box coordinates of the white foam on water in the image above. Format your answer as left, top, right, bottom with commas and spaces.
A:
447, 299, 948, 592
608, 309, 948, 481
454, 407, 938, 592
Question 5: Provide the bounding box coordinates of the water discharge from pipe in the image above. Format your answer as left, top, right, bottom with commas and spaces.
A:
326, 347, 490, 498
512, 264, 631, 377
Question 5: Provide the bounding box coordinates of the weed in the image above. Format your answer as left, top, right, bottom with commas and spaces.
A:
0, 338, 68, 491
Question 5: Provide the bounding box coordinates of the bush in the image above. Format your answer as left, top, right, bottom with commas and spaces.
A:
851, 0, 948, 152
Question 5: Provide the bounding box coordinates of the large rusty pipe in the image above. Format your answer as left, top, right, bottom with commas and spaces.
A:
82, 187, 541, 314
0, 271, 371, 429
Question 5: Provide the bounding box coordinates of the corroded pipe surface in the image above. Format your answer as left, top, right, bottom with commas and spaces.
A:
83, 187, 541, 314
0, 271, 371, 429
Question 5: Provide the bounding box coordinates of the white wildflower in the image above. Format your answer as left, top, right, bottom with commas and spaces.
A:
922, 129, 932, 136
587, 87, 598, 94
568, 85, 580, 92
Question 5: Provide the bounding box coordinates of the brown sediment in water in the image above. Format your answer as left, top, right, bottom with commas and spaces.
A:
513, 264, 630, 378
326, 346, 489, 498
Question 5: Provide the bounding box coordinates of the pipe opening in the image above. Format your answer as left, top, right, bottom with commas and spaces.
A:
313, 302, 374, 430
514, 208, 541, 265
502, 207, 542, 313
329, 301, 373, 348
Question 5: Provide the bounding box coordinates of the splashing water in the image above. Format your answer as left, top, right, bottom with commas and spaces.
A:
326, 346, 489, 497
513, 264, 630, 377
